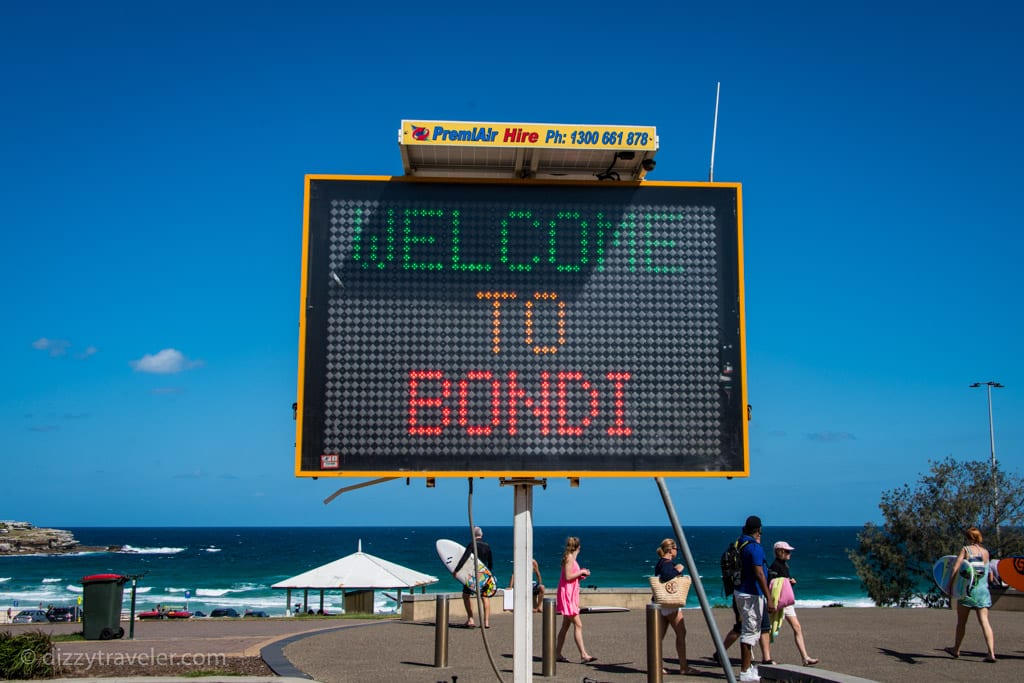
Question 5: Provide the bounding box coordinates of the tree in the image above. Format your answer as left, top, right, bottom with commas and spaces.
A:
848, 457, 1024, 607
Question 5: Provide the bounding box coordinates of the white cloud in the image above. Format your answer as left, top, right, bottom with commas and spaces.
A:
130, 348, 203, 374
75, 346, 98, 360
32, 337, 71, 357
33, 338, 97, 360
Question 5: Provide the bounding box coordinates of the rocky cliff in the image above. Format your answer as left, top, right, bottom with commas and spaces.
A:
0, 521, 117, 554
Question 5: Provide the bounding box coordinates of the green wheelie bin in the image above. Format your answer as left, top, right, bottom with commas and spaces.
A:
81, 573, 127, 640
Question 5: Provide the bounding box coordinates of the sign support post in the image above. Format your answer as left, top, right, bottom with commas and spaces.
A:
511, 480, 536, 682
655, 477, 736, 683
502, 479, 543, 680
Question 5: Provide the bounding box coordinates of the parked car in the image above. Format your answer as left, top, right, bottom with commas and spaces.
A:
47, 606, 80, 622
243, 609, 269, 618
209, 608, 240, 618
13, 609, 49, 624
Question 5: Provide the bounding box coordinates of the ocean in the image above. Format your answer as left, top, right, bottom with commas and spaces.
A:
0, 526, 872, 615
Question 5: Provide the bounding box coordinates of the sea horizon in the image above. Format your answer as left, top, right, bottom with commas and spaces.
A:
6, 528, 872, 532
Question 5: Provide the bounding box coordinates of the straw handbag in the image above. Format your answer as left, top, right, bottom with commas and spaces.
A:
649, 575, 691, 607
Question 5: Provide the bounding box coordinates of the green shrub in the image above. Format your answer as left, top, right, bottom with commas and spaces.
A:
0, 630, 57, 679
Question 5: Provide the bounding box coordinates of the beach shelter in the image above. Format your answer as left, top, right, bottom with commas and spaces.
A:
272, 540, 438, 615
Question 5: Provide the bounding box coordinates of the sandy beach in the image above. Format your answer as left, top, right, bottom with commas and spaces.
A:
10, 605, 1021, 682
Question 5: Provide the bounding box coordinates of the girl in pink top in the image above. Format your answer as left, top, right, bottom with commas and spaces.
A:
555, 536, 597, 664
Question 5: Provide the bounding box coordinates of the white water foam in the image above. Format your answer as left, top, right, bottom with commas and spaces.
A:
118, 545, 185, 554
796, 597, 875, 608
42, 578, 62, 583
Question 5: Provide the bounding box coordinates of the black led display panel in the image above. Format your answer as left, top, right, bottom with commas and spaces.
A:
296, 176, 746, 477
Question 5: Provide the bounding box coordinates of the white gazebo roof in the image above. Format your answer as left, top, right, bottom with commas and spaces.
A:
272, 540, 439, 590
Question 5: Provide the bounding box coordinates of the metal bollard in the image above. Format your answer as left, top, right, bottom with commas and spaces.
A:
646, 603, 663, 683
541, 597, 556, 676
434, 595, 449, 668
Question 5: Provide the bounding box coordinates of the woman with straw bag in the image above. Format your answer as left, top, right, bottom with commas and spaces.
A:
652, 538, 698, 675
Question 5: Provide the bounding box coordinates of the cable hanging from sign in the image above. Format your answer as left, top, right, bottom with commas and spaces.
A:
595, 151, 636, 181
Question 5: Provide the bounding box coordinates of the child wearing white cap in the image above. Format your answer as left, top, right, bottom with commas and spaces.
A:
768, 541, 819, 667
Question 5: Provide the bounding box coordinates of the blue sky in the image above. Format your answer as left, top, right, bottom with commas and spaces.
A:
2, 2, 1020, 528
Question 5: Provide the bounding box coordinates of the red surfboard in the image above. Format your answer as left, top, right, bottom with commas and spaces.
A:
996, 557, 1024, 592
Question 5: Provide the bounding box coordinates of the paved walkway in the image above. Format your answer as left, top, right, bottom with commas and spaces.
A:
15, 606, 1024, 682
281, 607, 1024, 682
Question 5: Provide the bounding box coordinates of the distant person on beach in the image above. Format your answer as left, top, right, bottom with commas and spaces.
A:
454, 526, 493, 628
945, 527, 996, 662
768, 541, 819, 666
734, 515, 776, 682
509, 558, 545, 612
654, 538, 698, 675
555, 536, 597, 664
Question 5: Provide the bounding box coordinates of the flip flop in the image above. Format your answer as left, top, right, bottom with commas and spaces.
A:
943, 647, 959, 659
803, 657, 820, 666
582, 656, 598, 664
556, 655, 570, 663
680, 667, 700, 675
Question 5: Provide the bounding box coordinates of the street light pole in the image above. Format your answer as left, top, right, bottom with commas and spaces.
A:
969, 381, 1003, 473
970, 381, 1003, 537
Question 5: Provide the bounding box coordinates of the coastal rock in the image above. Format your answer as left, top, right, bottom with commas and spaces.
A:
0, 521, 109, 555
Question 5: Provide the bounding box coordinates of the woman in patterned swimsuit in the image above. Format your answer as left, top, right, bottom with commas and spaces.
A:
945, 527, 996, 662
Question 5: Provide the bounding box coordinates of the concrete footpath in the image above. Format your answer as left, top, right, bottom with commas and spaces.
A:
19, 606, 1024, 683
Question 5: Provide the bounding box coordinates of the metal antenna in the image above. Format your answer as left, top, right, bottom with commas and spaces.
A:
709, 82, 721, 182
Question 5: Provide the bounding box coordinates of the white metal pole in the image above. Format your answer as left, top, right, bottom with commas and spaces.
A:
513, 484, 534, 682
709, 82, 721, 182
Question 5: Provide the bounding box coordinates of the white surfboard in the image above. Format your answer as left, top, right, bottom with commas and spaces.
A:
436, 538, 497, 597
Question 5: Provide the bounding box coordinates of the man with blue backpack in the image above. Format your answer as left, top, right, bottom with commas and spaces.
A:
733, 515, 776, 682
713, 518, 774, 675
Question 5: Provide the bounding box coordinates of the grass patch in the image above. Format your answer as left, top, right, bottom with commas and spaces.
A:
0, 629, 56, 679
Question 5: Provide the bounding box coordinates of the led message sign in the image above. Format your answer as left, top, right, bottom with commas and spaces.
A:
295, 176, 746, 477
